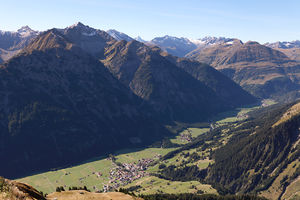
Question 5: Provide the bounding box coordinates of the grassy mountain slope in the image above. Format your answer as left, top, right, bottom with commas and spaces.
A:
187, 40, 300, 100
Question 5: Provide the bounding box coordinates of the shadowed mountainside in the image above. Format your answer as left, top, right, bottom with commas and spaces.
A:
0, 29, 169, 178
102, 39, 256, 122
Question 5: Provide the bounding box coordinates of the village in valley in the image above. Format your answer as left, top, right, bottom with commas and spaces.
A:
102, 156, 157, 192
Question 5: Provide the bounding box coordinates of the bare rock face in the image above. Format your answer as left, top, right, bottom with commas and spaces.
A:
61, 22, 115, 58
0, 177, 45, 200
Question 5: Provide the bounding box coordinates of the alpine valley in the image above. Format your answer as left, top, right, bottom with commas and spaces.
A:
0, 23, 300, 200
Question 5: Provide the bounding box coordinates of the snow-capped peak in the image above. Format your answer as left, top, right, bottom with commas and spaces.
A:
151, 35, 192, 44
106, 29, 133, 42
199, 36, 233, 45
265, 40, 300, 49
68, 22, 87, 29
66, 22, 98, 37
135, 36, 146, 43
17, 26, 37, 38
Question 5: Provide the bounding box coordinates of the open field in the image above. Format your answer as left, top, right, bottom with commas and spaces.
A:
123, 176, 217, 195
211, 99, 276, 126
170, 128, 209, 144
17, 148, 176, 194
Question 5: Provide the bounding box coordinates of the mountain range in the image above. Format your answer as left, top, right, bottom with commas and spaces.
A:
1, 23, 300, 199
104, 31, 300, 101
0, 26, 38, 63
0, 25, 169, 178
186, 39, 300, 100
265, 40, 300, 62
0, 23, 256, 178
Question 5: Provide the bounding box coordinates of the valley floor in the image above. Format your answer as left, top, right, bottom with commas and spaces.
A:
16, 100, 278, 197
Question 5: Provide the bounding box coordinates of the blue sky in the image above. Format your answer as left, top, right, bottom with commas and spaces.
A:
1, 0, 300, 43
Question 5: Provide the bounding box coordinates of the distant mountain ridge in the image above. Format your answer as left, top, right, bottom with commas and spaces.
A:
147, 36, 233, 57
265, 40, 300, 62
186, 39, 300, 100
0, 26, 38, 63
265, 40, 300, 49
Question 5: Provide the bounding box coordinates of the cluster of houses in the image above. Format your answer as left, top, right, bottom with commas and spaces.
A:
180, 131, 192, 142
102, 158, 154, 192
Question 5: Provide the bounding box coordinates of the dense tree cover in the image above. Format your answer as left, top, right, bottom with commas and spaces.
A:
139, 193, 267, 200
155, 165, 207, 182
153, 102, 299, 196
68, 186, 90, 192
206, 102, 300, 193
55, 185, 90, 192
55, 186, 65, 192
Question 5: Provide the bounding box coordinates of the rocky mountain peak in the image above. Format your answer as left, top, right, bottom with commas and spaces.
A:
245, 41, 260, 45
265, 40, 300, 49
17, 25, 38, 38
152, 35, 191, 44
135, 36, 146, 43
24, 29, 72, 52
65, 22, 98, 36
68, 22, 87, 29
198, 36, 234, 46
107, 29, 133, 42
